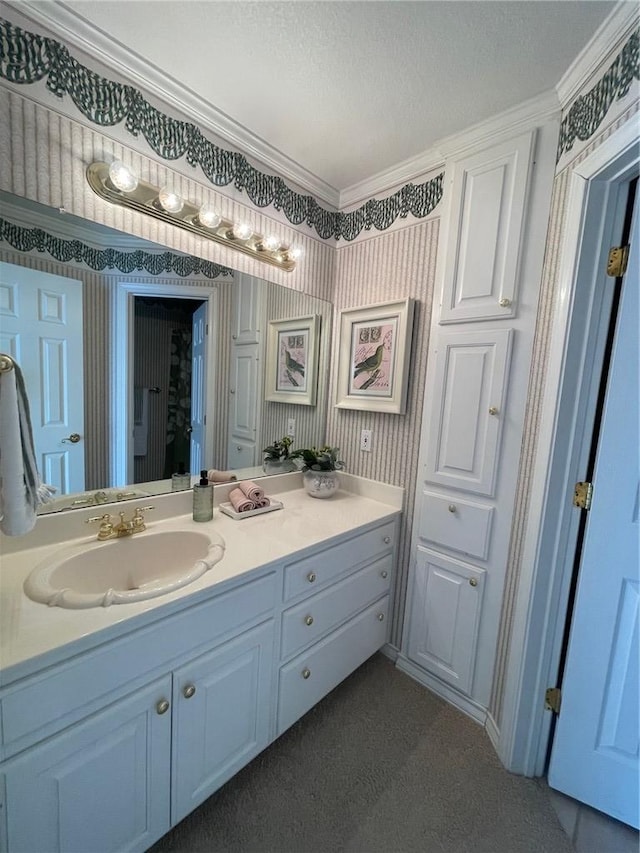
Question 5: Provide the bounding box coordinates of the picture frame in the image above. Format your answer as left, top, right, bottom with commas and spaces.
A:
334, 298, 415, 414
265, 314, 321, 406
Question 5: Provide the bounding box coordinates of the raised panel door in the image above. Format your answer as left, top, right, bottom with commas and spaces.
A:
440, 131, 534, 323
423, 328, 513, 496
2, 676, 171, 853
231, 273, 262, 344
171, 621, 274, 824
407, 548, 485, 695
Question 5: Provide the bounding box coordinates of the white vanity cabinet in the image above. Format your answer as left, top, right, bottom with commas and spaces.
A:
0, 572, 277, 853
277, 519, 397, 736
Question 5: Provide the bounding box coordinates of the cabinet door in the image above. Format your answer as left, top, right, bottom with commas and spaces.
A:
2, 676, 171, 853
440, 131, 534, 323
171, 621, 274, 824
423, 328, 513, 496
231, 273, 263, 344
407, 549, 485, 696
227, 343, 259, 468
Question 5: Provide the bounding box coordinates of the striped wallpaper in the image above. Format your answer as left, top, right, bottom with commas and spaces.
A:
329, 218, 440, 648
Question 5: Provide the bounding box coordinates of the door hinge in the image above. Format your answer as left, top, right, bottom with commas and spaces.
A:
607, 245, 629, 277
573, 481, 593, 510
545, 687, 562, 714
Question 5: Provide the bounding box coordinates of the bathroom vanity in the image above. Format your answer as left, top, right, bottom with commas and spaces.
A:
0, 476, 401, 852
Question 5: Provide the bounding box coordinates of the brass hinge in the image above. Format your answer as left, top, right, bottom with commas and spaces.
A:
545, 687, 562, 714
573, 481, 593, 510
607, 245, 629, 277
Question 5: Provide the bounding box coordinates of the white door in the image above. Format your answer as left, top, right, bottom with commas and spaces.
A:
548, 205, 639, 828
190, 302, 207, 475
227, 344, 259, 469
0, 262, 85, 494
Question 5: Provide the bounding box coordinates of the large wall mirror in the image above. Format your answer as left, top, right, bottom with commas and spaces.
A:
0, 191, 332, 514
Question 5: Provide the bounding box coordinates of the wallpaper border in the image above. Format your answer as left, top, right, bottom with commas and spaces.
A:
557, 28, 639, 163
0, 217, 233, 279
0, 17, 443, 242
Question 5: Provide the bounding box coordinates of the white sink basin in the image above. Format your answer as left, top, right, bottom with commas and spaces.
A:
24, 529, 226, 609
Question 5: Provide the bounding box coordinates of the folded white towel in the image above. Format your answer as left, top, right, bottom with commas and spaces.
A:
0, 362, 45, 535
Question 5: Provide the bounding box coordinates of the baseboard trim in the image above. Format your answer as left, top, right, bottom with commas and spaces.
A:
395, 655, 488, 725
485, 711, 501, 754
380, 643, 399, 662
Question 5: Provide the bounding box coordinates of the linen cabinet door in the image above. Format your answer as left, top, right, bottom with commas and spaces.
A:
439, 131, 534, 323
423, 328, 513, 497
171, 620, 274, 824
407, 549, 485, 696
2, 676, 172, 853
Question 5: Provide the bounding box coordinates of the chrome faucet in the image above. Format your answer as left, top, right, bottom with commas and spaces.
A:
87, 506, 155, 540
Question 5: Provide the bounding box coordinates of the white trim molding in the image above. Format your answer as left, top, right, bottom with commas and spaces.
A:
496, 118, 640, 776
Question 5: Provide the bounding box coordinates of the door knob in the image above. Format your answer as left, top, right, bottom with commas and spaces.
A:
62, 433, 81, 443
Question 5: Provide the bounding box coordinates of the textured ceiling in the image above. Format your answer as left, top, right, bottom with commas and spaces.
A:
49, 1, 617, 190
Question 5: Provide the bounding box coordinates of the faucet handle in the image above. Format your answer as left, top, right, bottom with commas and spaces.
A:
86, 513, 114, 540
132, 505, 155, 531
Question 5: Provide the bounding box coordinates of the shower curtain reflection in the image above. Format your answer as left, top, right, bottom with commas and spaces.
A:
164, 328, 192, 478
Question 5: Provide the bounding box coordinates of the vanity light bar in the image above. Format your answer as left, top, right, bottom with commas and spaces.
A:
86, 162, 297, 272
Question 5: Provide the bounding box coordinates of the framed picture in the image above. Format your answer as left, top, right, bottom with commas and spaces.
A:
265, 314, 321, 406
335, 298, 415, 414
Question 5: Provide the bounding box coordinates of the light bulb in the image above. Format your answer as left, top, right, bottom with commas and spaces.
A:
108, 160, 138, 193
158, 187, 184, 214
198, 203, 221, 229
233, 221, 253, 241
289, 246, 303, 261
263, 235, 281, 252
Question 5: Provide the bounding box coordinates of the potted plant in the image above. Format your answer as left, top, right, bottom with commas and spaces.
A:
290, 445, 344, 498
262, 436, 296, 474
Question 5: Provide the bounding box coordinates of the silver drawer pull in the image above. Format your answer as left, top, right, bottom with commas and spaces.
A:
304, 615, 314, 626
469, 578, 478, 587
307, 572, 316, 583
183, 684, 196, 699
377, 613, 385, 622
156, 699, 170, 715
383, 536, 391, 544
448, 504, 456, 513
488, 406, 499, 416
499, 297, 511, 307
380, 570, 388, 579
302, 668, 311, 679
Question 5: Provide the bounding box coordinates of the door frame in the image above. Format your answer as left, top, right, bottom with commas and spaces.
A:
497, 118, 639, 775
112, 281, 218, 487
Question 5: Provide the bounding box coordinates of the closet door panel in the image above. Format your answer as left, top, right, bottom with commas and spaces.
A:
424, 328, 513, 496
440, 131, 534, 323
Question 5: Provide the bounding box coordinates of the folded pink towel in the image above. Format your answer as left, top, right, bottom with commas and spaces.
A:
256, 497, 271, 508
228, 487, 255, 513
207, 469, 237, 483
237, 480, 264, 502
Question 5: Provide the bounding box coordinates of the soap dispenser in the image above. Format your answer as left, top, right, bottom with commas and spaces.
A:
193, 469, 214, 522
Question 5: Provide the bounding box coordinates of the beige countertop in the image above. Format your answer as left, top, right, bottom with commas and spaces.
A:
0, 475, 402, 685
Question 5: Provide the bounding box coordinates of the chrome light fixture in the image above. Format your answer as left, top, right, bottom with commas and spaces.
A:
86, 162, 301, 271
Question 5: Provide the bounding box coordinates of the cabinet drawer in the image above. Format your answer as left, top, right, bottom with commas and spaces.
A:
281, 555, 392, 660
283, 521, 396, 602
418, 491, 493, 561
1, 572, 276, 754
277, 596, 389, 736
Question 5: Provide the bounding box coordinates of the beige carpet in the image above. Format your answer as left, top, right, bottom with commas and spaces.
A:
151, 653, 573, 853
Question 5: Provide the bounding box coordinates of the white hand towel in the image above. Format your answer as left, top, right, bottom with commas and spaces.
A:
0, 363, 42, 535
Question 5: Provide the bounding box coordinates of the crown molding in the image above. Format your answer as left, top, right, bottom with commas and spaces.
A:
556, 2, 639, 110
339, 89, 560, 208
6, 0, 340, 209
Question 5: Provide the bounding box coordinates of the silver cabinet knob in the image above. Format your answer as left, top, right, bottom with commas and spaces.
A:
232, 334, 237, 340
307, 572, 316, 583
302, 668, 311, 679
230, 389, 236, 394
489, 406, 499, 416
499, 297, 511, 307
377, 613, 385, 622
383, 536, 391, 544
304, 615, 314, 626
156, 698, 170, 715
448, 504, 456, 513
469, 578, 478, 587
380, 570, 388, 579
183, 684, 196, 699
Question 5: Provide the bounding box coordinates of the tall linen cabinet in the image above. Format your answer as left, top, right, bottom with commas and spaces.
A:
398, 115, 559, 724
